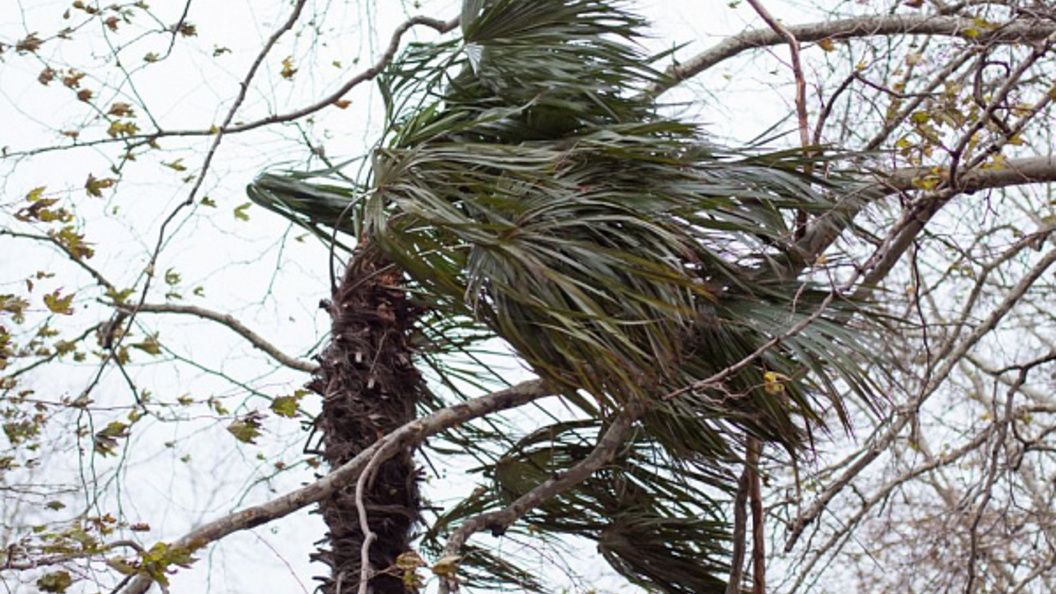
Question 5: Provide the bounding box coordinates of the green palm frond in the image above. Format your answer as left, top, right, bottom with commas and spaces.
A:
363, 130, 855, 406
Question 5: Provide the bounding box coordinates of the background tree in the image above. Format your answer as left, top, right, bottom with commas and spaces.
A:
1, 1, 1055, 593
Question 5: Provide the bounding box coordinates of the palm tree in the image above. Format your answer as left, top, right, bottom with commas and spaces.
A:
249, 0, 878, 592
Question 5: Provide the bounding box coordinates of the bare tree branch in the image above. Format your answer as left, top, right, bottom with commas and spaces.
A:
199, 16, 460, 138
726, 454, 752, 594
437, 406, 640, 594
785, 421, 998, 593
745, 0, 812, 242
109, 0, 311, 411
118, 379, 550, 594
0, 229, 117, 293
1, 540, 144, 572
748, 437, 765, 594
116, 302, 317, 374
4, 15, 460, 160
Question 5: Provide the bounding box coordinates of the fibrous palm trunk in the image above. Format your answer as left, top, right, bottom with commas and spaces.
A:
308, 246, 423, 594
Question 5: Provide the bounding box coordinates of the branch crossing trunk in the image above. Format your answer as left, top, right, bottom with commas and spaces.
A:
309, 246, 424, 594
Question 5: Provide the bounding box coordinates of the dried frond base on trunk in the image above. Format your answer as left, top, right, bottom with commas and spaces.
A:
309, 249, 424, 594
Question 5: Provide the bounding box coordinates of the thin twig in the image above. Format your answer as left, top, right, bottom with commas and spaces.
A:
0, 229, 117, 293
1, 540, 144, 572
784, 246, 1056, 552
4, 15, 461, 161
114, 0, 310, 403
786, 421, 998, 593
964, 352, 1056, 593
354, 447, 387, 594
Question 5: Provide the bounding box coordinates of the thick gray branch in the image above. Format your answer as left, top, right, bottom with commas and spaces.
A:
651, 15, 1056, 96
884, 155, 1056, 193
118, 379, 550, 594
443, 410, 636, 551
118, 302, 318, 374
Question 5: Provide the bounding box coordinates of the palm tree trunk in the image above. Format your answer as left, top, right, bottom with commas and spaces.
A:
308, 245, 423, 594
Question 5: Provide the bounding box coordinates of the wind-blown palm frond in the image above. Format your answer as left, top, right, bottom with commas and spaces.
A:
249, 0, 882, 591
423, 417, 734, 593
248, 166, 363, 252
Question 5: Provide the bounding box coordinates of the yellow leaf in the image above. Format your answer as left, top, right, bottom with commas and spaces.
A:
280, 56, 297, 80
763, 371, 787, 396
43, 289, 75, 315
131, 334, 162, 356
163, 158, 187, 172
396, 551, 426, 570
817, 38, 835, 52
107, 120, 139, 138
910, 175, 940, 190
108, 102, 134, 117
85, 174, 116, 196
227, 413, 263, 444
51, 226, 94, 259
233, 202, 252, 221
431, 555, 461, 579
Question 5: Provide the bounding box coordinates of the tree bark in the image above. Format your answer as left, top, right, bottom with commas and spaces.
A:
310, 246, 424, 594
